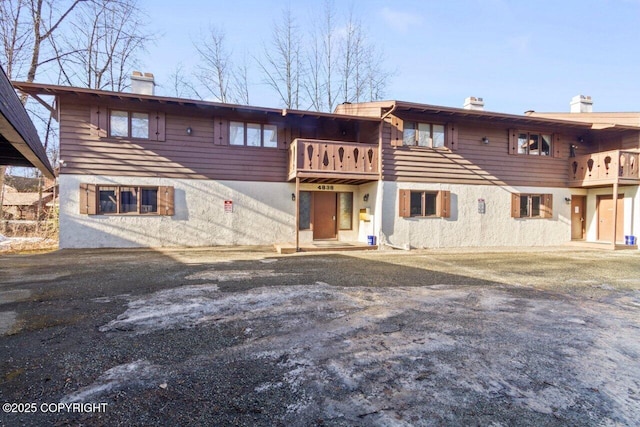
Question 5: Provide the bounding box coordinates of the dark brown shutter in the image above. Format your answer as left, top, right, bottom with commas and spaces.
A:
213, 118, 229, 145
399, 189, 411, 217
445, 123, 459, 151
79, 184, 97, 215
390, 116, 404, 147
508, 129, 518, 155
277, 126, 288, 150
437, 190, 451, 218
552, 134, 561, 158
154, 112, 166, 141
541, 194, 553, 218
90, 106, 107, 138
511, 193, 521, 218
159, 186, 175, 216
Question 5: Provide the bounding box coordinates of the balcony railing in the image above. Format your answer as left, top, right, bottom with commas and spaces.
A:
569, 149, 640, 187
288, 138, 379, 182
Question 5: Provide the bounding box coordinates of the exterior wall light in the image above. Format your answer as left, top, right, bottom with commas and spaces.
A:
363, 193, 370, 202
482, 137, 489, 144
291, 193, 296, 201
186, 127, 193, 136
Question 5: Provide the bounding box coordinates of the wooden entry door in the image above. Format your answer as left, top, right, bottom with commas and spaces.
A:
571, 196, 586, 240
313, 192, 337, 239
597, 195, 624, 243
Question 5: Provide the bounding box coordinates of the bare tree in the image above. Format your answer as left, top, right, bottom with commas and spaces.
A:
194, 25, 231, 102
232, 55, 251, 105
304, 0, 337, 111
0, 0, 32, 80
257, 6, 303, 109
53, 0, 152, 91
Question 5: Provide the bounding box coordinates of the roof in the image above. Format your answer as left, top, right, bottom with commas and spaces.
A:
3, 192, 53, 206
11, 81, 381, 123
336, 100, 640, 133
0, 67, 54, 178
526, 111, 640, 129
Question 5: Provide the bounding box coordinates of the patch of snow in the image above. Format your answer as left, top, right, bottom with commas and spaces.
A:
61, 360, 163, 403
185, 269, 293, 281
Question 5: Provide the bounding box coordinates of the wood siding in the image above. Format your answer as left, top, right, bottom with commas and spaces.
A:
382, 118, 583, 187
59, 97, 378, 182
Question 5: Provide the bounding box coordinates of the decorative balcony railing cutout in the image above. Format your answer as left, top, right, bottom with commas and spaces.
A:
290, 139, 379, 179
569, 150, 640, 185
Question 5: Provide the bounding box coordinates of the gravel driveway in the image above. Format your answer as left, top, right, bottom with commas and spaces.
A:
1, 246, 639, 426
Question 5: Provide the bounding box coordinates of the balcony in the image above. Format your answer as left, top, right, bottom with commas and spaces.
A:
288, 139, 379, 183
569, 149, 640, 187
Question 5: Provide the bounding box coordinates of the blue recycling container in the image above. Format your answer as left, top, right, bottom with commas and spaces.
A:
367, 235, 376, 246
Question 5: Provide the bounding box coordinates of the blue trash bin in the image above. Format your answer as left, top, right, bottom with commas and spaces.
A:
367, 235, 376, 246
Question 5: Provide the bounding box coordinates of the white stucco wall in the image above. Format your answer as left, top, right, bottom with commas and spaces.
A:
59, 174, 298, 248
380, 182, 573, 248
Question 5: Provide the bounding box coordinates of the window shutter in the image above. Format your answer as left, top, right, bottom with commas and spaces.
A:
390, 116, 404, 147
90, 106, 107, 138
508, 129, 517, 155
213, 118, 229, 145
399, 189, 411, 217
79, 184, 97, 215
511, 193, 521, 218
437, 190, 451, 218
445, 123, 459, 151
552, 134, 561, 158
159, 186, 175, 216
154, 112, 166, 141
541, 194, 553, 218
277, 126, 288, 150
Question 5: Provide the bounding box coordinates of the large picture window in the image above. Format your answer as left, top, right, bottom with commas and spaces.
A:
230, 122, 278, 148
509, 130, 554, 156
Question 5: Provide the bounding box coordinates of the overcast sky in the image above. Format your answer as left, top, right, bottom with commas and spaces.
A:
138, 0, 640, 114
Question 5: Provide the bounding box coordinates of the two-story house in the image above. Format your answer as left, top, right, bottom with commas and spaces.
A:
13, 76, 640, 250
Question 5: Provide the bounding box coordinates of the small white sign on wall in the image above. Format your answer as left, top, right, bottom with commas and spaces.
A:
478, 198, 486, 214
224, 200, 233, 213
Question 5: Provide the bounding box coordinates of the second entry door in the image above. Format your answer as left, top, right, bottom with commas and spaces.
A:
313, 192, 337, 239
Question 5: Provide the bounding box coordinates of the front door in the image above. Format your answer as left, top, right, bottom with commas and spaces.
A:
313, 192, 337, 239
597, 194, 624, 243
571, 196, 586, 240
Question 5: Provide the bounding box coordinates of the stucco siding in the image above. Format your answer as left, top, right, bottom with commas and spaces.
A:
380, 182, 573, 248
59, 174, 296, 248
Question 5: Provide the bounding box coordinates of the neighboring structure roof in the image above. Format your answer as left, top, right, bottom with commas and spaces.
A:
335, 100, 640, 133
11, 81, 381, 123
526, 111, 640, 129
0, 67, 54, 178
3, 192, 53, 207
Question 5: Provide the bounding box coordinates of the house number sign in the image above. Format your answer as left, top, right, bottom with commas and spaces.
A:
317, 185, 335, 190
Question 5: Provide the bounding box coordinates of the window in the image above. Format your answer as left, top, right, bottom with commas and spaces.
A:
299, 191, 312, 230
403, 121, 445, 148
79, 184, 174, 216
109, 110, 149, 139
510, 130, 552, 156
399, 189, 450, 218
511, 193, 553, 218
338, 192, 353, 230
230, 122, 278, 148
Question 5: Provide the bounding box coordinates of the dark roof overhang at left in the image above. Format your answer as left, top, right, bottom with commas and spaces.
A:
0, 69, 54, 178
11, 81, 382, 124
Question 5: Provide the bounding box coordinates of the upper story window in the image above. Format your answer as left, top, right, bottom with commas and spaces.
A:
514, 131, 553, 156
230, 122, 278, 148
109, 110, 150, 139
403, 122, 445, 148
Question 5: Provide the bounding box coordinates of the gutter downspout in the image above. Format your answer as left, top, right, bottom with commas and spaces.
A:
376, 103, 398, 250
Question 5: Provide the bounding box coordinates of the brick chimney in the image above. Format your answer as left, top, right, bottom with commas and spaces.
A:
463, 96, 484, 111
570, 95, 593, 113
131, 71, 155, 95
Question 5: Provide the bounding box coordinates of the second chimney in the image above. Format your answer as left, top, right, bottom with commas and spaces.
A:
463, 96, 484, 111
131, 71, 155, 95
570, 95, 592, 113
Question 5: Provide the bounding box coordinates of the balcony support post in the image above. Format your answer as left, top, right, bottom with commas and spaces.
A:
295, 177, 300, 252
612, 180, 619, 249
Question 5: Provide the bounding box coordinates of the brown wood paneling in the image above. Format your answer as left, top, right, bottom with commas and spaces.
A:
382, 120, 582, 187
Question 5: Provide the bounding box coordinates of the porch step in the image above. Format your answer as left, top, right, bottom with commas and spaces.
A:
564, 240, 638, 251
274, 242, 378, 254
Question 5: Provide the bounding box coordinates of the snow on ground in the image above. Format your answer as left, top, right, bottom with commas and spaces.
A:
92, 271, 639, 425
